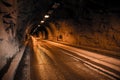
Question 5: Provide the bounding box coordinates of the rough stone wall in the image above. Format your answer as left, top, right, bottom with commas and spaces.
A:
16, 0, 34, 41
0, 0, 19, 69
48, 14, 120, 51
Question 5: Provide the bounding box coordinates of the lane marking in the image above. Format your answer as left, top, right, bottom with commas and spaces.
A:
51, 44, 120, 72
60, 50, 120, 80
84, 63, 116, 80
61, 50, 83, 62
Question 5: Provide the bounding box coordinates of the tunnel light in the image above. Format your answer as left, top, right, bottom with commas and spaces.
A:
41, 20, 44, 23
52, 3, 60, 9
38, 25, 41, 27
44, 15, 50, 18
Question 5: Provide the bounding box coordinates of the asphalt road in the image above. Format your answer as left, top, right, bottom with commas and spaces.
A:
30, 39, 112, 80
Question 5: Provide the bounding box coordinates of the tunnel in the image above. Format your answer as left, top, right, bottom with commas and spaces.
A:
0, 0, 120, 80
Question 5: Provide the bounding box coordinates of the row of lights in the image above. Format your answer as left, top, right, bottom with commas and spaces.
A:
39, 2, 60, 26
37, 14, 50, 28
32, 2, 61, 34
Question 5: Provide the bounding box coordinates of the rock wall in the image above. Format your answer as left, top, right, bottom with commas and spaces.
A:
0, 0, 19, 69
48, 14, 120, 51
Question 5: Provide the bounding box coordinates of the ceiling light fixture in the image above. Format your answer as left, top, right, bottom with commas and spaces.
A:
44, 15, 50, 18
41, 20, 44, 23
38, 25, 41, 27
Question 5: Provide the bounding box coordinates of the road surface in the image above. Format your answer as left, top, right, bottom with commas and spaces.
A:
30, 38, 117, 80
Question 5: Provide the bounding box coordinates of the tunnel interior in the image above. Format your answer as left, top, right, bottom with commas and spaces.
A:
0, 0, 120, 80
26, 0, 120, 51
0, 0, 120, 52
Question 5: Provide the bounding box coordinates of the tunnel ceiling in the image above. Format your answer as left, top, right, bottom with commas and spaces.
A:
17, 0, 120, 23
1, 0, 120, 39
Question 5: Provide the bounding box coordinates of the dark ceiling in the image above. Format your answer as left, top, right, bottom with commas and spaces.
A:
1, 0, 120, 37
17, 0, 120, 27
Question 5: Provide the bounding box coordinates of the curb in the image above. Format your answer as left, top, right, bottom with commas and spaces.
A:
2, 46, 26, 80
